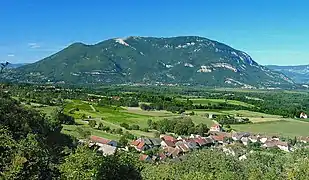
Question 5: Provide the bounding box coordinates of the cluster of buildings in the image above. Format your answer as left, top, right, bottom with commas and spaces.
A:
81, 124, 309, 162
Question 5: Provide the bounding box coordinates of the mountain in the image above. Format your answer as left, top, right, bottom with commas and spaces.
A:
8, 36, 294, 88
7, 63, 29, 68
267, 65, 309, 84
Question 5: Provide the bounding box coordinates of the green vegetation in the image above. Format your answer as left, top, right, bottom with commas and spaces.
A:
189, 98, 254, 107
6, 36, 293, 88
2, 83, 309, 179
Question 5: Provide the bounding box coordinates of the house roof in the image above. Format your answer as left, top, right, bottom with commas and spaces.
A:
175, 141, 190, 152
141, 138, 153, 145
90, 135, 111, 145
150, 138, 162, 146
137, 142, 146, 150
163, 140, 176, 147
203, 137, 214, 144
131, 140, 140, 146
193, 138, 207, 146
276, 141, 288, 147
212, 135, 225, 142
172, 148, 182, 157
159, 153, 167, 160
139, 154, 150, 161
211, 124, 221, 128
163, 147, 176, 156
184, 140, 199, 149
178, 143, 190, 152
161, 135, 177, 141
98, 144, 117, 156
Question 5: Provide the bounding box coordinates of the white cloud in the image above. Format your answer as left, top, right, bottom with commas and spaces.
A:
27, 42, 41, 49
7, 54, 15, 57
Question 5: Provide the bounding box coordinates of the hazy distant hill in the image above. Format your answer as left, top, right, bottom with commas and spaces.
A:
8, 36, 294, 88
267, 65, 309, 84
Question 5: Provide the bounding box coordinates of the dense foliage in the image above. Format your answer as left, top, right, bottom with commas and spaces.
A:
141, 148, 309, 180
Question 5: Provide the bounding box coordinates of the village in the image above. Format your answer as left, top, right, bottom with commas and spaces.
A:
80, 121, 309, 163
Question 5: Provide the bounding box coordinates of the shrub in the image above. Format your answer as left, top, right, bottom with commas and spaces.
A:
120, 123, 130, 129
130, 124, 140, 130
141, 128, 149, 132
88, 120, 97, 128
98, 122, 104, 130
115, 128, 123, 135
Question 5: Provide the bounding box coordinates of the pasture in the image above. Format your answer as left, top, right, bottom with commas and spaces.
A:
232, 119, 309, 137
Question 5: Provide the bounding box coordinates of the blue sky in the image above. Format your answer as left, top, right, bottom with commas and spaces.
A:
1, 0, 309, 65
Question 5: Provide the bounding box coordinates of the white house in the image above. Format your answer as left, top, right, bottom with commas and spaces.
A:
210, 124, 222, 132
300, 112, 308, 119
98, 144, 117, 156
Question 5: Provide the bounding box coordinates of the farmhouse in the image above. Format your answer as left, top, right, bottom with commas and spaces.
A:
90, 135, 118, 147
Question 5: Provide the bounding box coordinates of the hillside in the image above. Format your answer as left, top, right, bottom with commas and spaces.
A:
267, 65, 309, 84
8, 36, 294, 88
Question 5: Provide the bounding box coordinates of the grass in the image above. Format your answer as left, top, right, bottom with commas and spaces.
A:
62, 124, 121, 140
124, 107, 176, 117
232, 119, 309, 137
35, 106, 59, 117
61, 100, 160, 139
220, 110, 281, 118
189, 115, 215, 126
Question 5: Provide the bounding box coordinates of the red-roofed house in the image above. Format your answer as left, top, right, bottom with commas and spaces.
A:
90, 135, 118, 147
160, 135, 177, 142
211, 135, 225, 144
131, 139, 149, 152
139, 154, 152, 162
193, 138, 207, 147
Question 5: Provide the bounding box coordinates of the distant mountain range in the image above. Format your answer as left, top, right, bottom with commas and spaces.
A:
2, 36, 295, 88
267, 65, 309, 84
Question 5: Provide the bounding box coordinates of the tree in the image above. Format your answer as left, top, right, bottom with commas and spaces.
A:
120, 123, 130, 129
81, 114, 86, 120
195, 123, 209, 136
119, 135, 128, 147
76, 127, 91, 139
130, 124, 140, 130
147, 119, 153, 128
98, 122, 104, 130
88, 120, 97, 128
115, 128, 123, 135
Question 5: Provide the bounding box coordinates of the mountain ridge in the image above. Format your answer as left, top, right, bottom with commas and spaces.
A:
267, 65, 309, 84
5, 36, 294, 88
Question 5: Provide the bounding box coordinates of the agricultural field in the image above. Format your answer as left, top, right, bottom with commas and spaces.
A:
232, 119, 309, 137
189, 98, 254, 107
61, 100, 185, 139
31, 98, 309, 139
